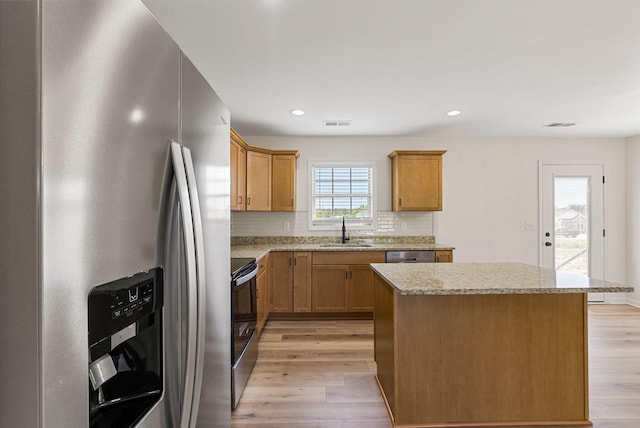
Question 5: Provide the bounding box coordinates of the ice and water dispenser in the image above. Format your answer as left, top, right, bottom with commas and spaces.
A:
88, 267, 164, 427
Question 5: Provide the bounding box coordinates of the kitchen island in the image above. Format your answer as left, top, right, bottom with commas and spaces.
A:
370, 262, 633, 428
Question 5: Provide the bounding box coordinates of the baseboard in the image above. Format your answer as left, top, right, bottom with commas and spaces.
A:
604, 293, 628, 304
625, 296, 640, 308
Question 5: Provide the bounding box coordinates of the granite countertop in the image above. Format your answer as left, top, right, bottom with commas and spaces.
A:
370, 262, 634, 295
230, 242, 456, 260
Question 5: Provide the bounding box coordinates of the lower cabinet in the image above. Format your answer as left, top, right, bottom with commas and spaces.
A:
256, 254, 269, 336
311, 266, 349, 312
312, 251, 386, 313
269, 251, 312, 313
349, 265, 376, 311
435, 250, 453, 263
265, 249, 449, 318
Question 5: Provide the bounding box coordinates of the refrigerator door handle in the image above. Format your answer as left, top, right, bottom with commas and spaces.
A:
170, 142, 198, 428
181, 146, 207, 427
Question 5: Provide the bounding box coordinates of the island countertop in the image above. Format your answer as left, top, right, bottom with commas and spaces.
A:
370, 261, 634, 295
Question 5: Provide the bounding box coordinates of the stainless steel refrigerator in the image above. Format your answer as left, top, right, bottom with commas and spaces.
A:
0, 1, 231, 427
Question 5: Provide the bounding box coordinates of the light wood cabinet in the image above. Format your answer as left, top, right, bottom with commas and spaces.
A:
312, 251, 386, 312
231, 128, 299, 212
256, 254, 269, 336
389, 150, 446, 211
230, 129, 246, 211
269, 252, 312, 313
246, 150, 272, 211
435, 250, 453, 263
292, 252, 312, 312
311, 265, 349, 312
374, 275, 589, 426
349, 265, 376, 311
272, 154, 297, 212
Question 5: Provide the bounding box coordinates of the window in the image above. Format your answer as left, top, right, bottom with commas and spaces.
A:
309, 161, 375, 230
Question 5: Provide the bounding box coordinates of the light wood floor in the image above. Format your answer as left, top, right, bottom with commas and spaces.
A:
231, 305, 640, 428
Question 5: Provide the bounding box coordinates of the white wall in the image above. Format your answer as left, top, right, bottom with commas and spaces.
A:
626, 134, 640, 306
241, 135, 627, 284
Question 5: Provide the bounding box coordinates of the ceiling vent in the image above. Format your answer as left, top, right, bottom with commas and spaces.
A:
324, 120, 351, 127
544, 122, 577, 128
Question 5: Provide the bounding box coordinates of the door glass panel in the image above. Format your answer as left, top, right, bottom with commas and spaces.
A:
554, 177, 589, 275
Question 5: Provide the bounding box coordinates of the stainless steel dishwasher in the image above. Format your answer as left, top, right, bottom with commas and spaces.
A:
385, 250, 436, 263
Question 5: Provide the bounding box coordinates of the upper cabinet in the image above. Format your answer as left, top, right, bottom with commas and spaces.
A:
272, 154, 297, 212
246, 149, 272, 211
230, 129, 246, 211
230, 128, 299, 212
389, 150, 446, 211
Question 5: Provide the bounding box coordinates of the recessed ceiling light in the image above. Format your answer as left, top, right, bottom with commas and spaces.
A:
446, 110, 461, 117
290, 108, 305, 116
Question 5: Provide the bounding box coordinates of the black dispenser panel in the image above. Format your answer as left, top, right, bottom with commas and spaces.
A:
88, 267, 164, 428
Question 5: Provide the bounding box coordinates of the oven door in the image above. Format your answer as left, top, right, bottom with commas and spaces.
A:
231, 265, 258, 364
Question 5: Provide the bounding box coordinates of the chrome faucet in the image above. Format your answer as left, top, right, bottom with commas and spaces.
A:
341, 217, 349, 244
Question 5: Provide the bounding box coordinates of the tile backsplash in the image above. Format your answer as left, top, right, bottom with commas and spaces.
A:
231, 210, 435, 238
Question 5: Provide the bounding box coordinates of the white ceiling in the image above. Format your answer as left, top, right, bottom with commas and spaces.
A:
143, 0, 640, 138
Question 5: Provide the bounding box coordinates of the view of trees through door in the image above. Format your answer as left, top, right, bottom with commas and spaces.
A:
554, 177, 589, 275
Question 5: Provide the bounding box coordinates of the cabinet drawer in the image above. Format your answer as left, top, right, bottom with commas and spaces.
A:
313, 251, 385, 265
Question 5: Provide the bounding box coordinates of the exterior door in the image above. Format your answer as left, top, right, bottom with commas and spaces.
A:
540, 164, 605, 302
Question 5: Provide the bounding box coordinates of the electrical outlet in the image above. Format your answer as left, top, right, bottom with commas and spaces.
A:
525, 221, 534, 230
401, 222, 407, 230
283, 222, 290, 231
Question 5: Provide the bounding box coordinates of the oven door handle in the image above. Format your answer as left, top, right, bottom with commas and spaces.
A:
234, 264, 258, 286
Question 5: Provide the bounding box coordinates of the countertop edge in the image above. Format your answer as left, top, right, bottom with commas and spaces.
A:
370, 262, 635, 296
231, 243, 456, 260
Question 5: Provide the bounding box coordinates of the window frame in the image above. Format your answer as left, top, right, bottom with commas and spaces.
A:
308, 160, 377, 231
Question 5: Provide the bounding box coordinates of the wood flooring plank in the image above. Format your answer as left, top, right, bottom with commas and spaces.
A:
232, 402, 391, 425
246, 371, 345, 387
251, 360, 372, 374
281, 333, 374, 342
326, 374, 384, 403
256, 349, 374, 360
239, 386, 326, 403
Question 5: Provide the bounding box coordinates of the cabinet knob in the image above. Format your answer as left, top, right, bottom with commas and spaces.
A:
247, 197, 251, 206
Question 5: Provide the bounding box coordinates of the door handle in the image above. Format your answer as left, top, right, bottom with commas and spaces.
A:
545, 242, 553, 247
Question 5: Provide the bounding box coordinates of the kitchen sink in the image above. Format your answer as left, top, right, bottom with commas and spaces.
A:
319, 243, 374, 248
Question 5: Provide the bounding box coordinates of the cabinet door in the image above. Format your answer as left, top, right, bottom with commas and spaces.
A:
272, 154, 296, 212
270, 252, 292, 312
349, 265, 375, 312
312, 265, 349, 312
293, 252, 312, 312
256, 255, 269, 335
246, 150, 272, 211
392, 152, 443, 211
435, 250, 453, 263
230, 139, 246, 211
